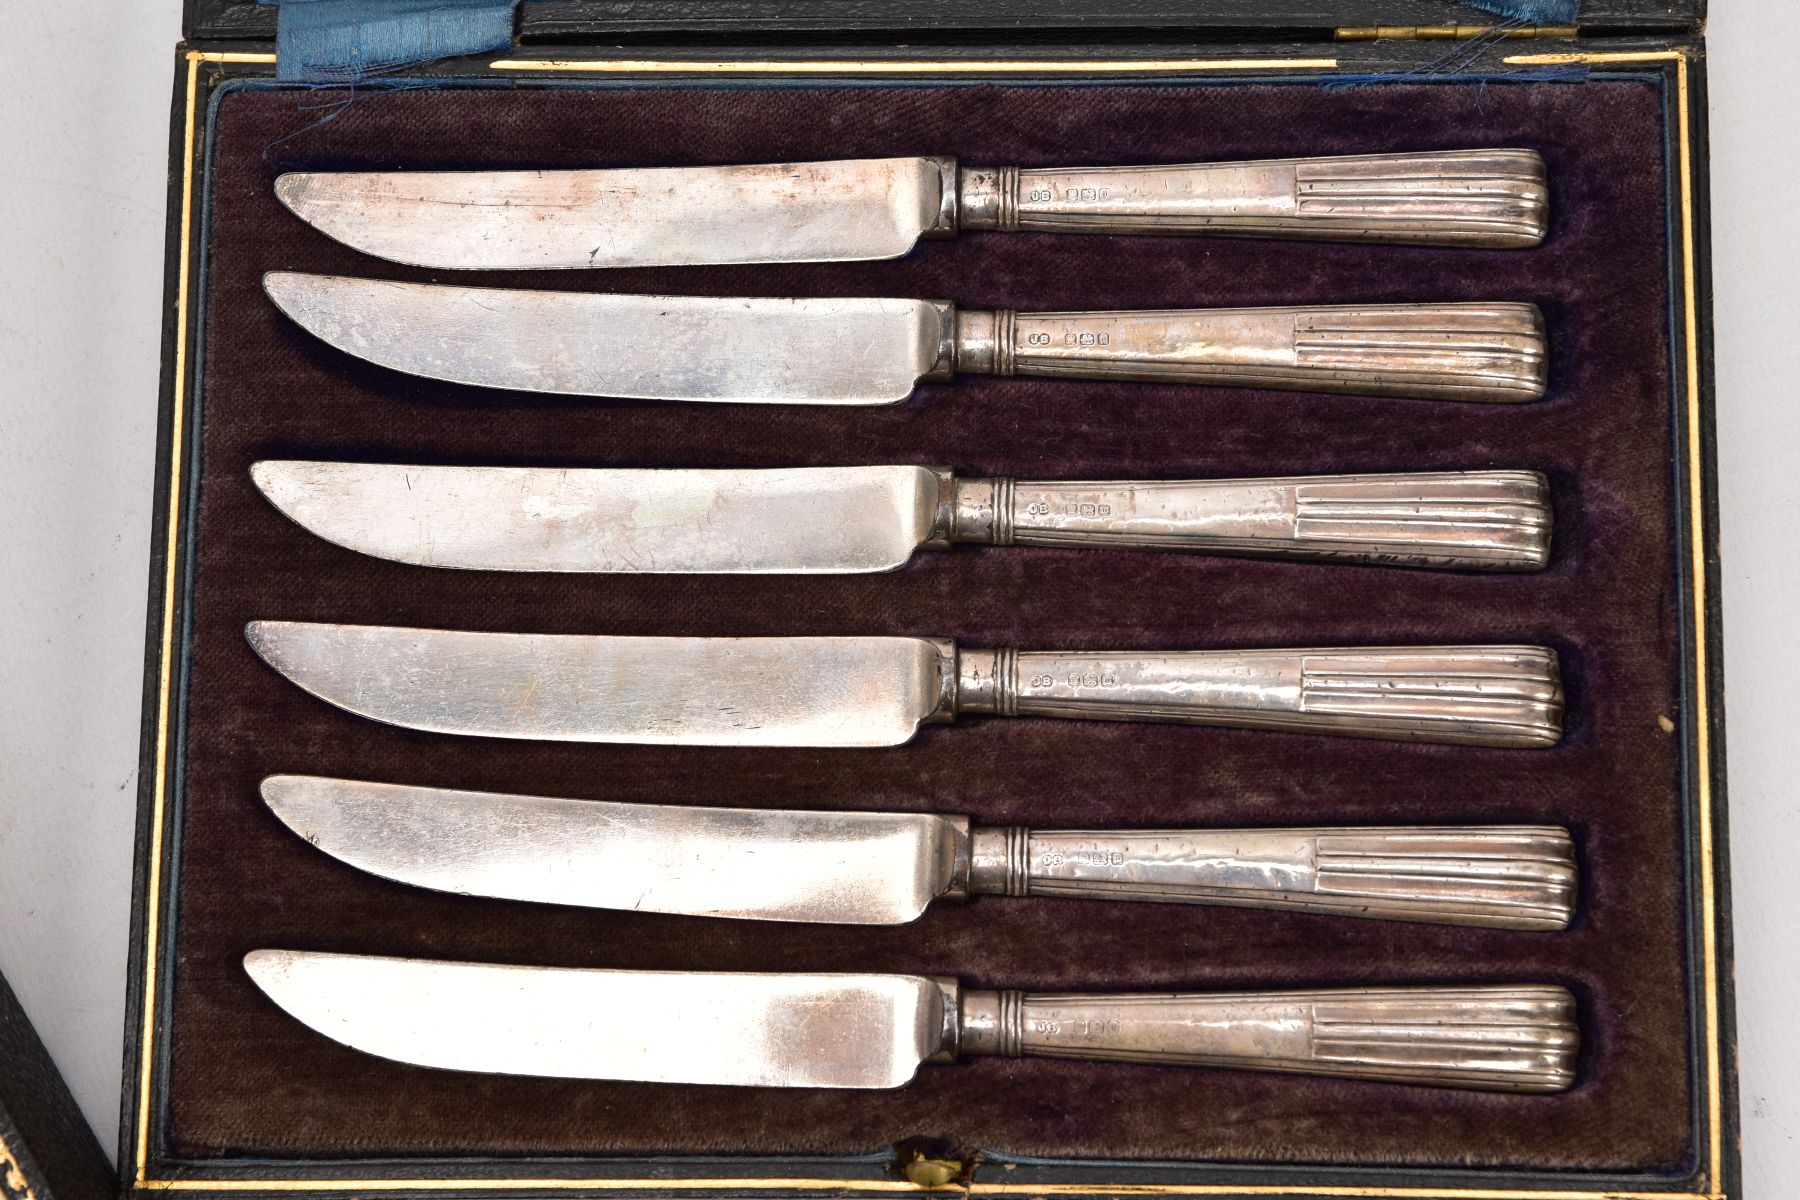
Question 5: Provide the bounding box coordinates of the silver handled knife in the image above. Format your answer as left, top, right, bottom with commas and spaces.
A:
245, 951, 1579, 1092
244, 623, 1564, 749
263, 273, 1548, 405
251, 462, 1553, 574
274, 149, 1548, 269
263, 775, 1579, 930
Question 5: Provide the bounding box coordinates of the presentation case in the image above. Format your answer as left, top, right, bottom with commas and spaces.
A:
115, 1, 1735, 1197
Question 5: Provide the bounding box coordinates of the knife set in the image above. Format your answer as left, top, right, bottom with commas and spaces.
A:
245, 147, 1580, 1096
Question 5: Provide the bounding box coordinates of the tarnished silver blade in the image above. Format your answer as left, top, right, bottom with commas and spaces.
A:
244, 950, 942, 1088
274, 158, 944, 270
251, 462, 940, 574
262, 775, 961, 923
262, 273, 944, 405
243, 622, 945, 748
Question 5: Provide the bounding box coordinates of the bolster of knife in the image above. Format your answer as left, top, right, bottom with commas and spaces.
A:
956, 150, 1548, 248
962, 825, 1577, 929
952, 645, 1564, 748
953, 984, 1578, 1092
952, 302, 1547, 402
946, 470, 1552, 571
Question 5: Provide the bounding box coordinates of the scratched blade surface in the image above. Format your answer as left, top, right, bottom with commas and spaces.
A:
251, 462, 941, 574
244, 622, 946, 747
262, 775, 960, 923
244, 951, 942, 1088
263, 273, 945, 404
274, 158, 945, 270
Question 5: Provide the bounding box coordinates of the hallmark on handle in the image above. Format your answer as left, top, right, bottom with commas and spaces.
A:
963, 825, 1578, 929
945, 470, 1552, 571
953, 150, 1548, 248
952, 645, 1563, 748
960, 302, 1548, 403
954, 984, 1578, 1092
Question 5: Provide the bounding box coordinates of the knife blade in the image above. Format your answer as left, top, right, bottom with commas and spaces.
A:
250, 462, 1554, 574
273, 149, 1548, 270
262, 775, 1580, 929
262, 273, 1548, 405
245, 950, 1579, 1092
243, 623, 1564, 748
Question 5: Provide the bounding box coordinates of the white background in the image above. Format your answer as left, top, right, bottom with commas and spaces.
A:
0, 2, 1794, 1191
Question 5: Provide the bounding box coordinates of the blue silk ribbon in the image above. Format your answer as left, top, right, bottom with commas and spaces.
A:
1457, 0, 1581, 22
259, 0, 520, 82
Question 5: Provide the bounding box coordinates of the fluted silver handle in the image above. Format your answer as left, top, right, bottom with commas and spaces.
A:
957, 150, 1549, 248
964, 826, 1577, 929
955, 985, 1577, 1092
954, 645, 1563, 748
946, 470, 1551, 571
952, 302, 1546, 402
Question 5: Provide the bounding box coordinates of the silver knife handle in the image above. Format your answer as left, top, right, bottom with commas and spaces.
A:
947, 471, 1551, 571
953, 646, 1563, 748
954, 984, 1577, 1092
957, 150, 1548, 248
952, 303, 1546, 403
964, 826, 1577, 929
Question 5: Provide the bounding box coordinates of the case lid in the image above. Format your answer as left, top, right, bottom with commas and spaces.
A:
0, 971, 115, 1200
189, 0, 1703, 45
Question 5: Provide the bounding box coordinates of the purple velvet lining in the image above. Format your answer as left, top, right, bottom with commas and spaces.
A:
163, 76, 1690, 1171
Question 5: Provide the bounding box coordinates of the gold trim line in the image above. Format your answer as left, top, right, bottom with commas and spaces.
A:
137, 1181, 1714, 1199
1337, 24, 1577, 39
133, 46, 1722, 1200
133, 46, 202, 1187
490, 57, 1338, 73
1675, 49, 1726, 1200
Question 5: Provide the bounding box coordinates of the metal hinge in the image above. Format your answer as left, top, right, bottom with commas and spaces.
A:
1335, 24, 1579, 39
